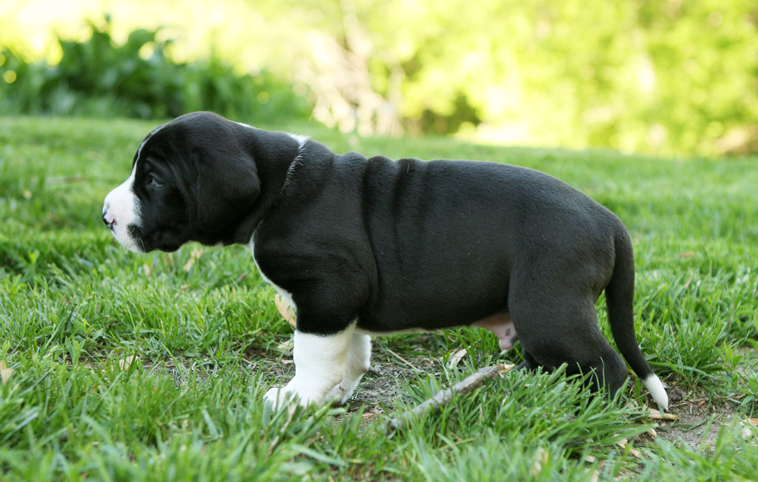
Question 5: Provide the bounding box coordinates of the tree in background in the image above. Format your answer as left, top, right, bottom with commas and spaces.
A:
1, 0, 756, 156
336, 0, 758, 156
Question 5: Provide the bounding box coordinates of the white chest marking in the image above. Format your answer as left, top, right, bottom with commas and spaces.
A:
248, 239, 295, 310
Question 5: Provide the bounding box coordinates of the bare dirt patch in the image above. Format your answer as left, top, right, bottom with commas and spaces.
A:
651, 383, 742, 453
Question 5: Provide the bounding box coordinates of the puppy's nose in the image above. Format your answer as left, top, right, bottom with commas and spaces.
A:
102, 211, 115, 229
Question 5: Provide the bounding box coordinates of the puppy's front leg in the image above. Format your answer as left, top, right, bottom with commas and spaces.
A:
325, 333, 371, 404
264, 326, 355, 408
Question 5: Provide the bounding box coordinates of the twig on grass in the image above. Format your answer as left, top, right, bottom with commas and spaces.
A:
386, 363, 516, 433
386, 348, 423, 375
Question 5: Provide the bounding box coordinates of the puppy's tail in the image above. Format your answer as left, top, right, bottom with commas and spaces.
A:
605, 228, 668, 410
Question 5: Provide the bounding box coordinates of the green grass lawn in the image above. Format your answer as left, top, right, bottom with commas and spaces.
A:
1, 116, 757, 481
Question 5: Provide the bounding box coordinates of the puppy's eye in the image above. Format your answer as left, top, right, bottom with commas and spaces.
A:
148, 174, 165, 188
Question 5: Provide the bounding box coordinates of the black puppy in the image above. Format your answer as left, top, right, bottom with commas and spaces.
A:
102, 112, 668, 410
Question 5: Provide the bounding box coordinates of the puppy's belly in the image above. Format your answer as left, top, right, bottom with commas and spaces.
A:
472, 313, 518, 350
355, 326, 427, 337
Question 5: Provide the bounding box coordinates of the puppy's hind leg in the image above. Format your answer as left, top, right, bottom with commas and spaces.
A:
508, 279, 629, 399
515, 351, 539, 372
325, 333, 372, 404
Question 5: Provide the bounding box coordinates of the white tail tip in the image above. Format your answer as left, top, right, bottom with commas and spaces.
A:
642, 374, 669, 410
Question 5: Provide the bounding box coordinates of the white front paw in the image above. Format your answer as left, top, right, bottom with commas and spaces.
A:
263, 387, 288, 409
325, 382, 357, 405
264, 385, 322, 409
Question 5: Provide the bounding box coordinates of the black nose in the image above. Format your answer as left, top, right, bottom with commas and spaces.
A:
102, 212, 114, 229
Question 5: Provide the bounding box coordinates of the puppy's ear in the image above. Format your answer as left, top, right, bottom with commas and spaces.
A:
195, 151, 261, 232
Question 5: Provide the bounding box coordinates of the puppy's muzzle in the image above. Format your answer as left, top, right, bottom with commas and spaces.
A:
102, 208, 115, 230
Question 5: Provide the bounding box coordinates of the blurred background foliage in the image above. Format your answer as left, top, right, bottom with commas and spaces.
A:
0, 0, 756, 157
0, 19, 309, 122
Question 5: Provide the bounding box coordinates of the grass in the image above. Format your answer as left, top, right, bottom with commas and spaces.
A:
1, 115, 757, 481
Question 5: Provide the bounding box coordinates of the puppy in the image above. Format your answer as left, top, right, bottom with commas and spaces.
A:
102, 112, 668, 410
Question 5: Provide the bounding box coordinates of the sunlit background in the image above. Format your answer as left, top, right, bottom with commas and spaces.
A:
1, 0, 756, 157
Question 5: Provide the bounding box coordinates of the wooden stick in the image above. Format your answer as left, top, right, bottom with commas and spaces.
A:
386, 348, 422, 374
386, 363, 516, 433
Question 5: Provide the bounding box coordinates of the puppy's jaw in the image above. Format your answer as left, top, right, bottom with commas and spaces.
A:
103, 166, 145, 254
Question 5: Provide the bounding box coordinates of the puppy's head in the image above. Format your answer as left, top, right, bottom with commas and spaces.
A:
102, 112, 261, 253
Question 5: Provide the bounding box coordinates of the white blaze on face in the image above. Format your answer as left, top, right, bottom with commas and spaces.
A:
103, 163, 143, 253
103, 123, 167, 254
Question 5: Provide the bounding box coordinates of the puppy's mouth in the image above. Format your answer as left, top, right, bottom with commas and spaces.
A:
123, 225, 186, 253
107, 223, 146, 254
126, 225, 147, 253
